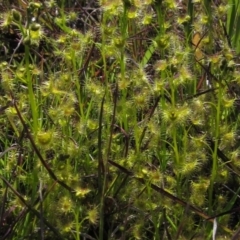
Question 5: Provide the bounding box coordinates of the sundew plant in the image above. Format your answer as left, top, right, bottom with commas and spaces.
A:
1, 0, 240, 239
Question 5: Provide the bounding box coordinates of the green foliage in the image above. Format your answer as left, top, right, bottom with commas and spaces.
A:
0, 0, 240, 239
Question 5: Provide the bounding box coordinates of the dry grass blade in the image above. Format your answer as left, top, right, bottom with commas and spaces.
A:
231, 226, 240, 240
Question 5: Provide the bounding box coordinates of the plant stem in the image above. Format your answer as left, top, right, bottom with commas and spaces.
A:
209, 87, 222, 212
25, 45, 38, 134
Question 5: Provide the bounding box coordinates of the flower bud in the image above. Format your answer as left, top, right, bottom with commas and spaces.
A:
30, 23, 41, 31
12, 9, 22, 22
